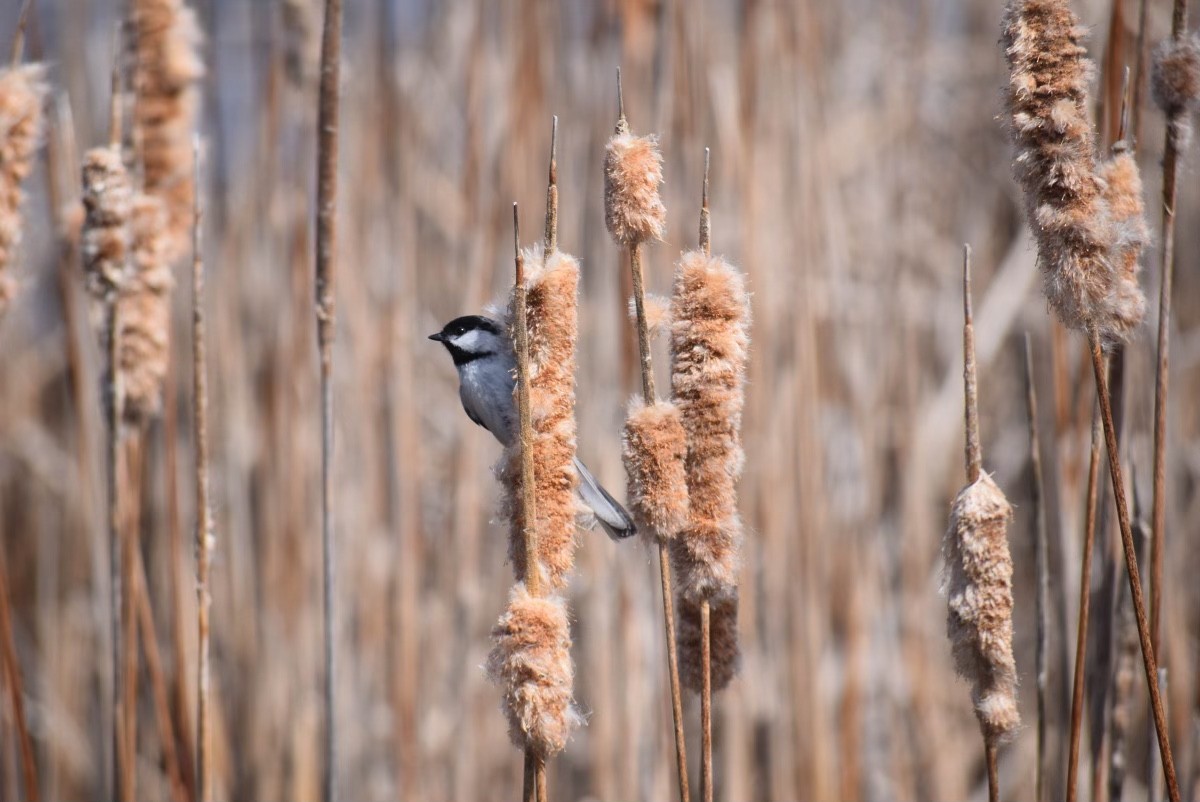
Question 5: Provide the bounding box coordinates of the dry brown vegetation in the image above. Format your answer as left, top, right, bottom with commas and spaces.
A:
3, 1, 1200, 801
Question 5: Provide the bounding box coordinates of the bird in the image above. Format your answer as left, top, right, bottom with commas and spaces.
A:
430, 314, 636, 540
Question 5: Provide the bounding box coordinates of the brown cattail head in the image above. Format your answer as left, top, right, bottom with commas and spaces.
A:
81, 146, 134, 301
1152, 34, 1200, 149
944, 472, 1020, 743
117, 193, 174, 424
677, 595, 740, 693
622, 399, 689, 545
0, 63, 48, 313
497, 246, 581, 590
131, 0, 204, 263
485, 584, 581, 758
1096, 151, 1148, 342
1002, 0, 1145, 345
604, 130, 666, 246
627, 292, 672, 339
669, 249, 750, 604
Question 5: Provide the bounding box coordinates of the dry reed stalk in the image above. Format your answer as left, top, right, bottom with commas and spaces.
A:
129, 0, 203, 263
191, 137, 213, 802
1067, 409, 1102, 802
1106, 500, 1147, 802
0, 60, 46, 317
0, 547, 37, 802
1024, 335, 1049, 802
944, 248, 1018, 802
1149, 0, 1197, 662
1002, 3, 1179, 796
313, 0, 342, 798
606, 71, 689, 802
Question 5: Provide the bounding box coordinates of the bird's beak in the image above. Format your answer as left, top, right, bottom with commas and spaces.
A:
428, 332, 446, 342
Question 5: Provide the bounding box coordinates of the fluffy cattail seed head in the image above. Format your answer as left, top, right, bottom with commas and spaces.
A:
669, 249, 750, 605
622, 399, 689, 545
497, 246, 581, 590
117, 193, 174, 424
1003, 0, 1146, 345
628, 292, 672, 339
677, 595, 740, 693
485, 585, 581, 758
1096, 152, 1148, 342
81, 146, 134, 300
944, 472, 1020, 743
1152, 35, 1200, 115
131, 0, 204, 263
0, 64, 48, 313
604, 131, 666, 245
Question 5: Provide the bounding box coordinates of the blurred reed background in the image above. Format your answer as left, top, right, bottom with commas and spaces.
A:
1, 0, 1199, 800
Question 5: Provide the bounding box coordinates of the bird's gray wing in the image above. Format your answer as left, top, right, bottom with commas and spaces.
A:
573, 456, 636, 540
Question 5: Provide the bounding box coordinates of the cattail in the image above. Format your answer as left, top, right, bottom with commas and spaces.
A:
495, 245, 582, 590
1152, 33, 1200, 148
1095, 152, 1149, 343
669, 249, 750, 691
677, 595, 739, 692
130, 0, 204, 262
485, 584, 581, 757
622, 399, 689, 545
627, 292, 671, 339
604, 125, 665, 246
1002, 0, 1146, 345
81, 146, 134, 301
488, 240, 582, 761
944, 472, 1020, 743
669, 250, 750, 604
117, 193, 173, 424
0, 63, 47, 313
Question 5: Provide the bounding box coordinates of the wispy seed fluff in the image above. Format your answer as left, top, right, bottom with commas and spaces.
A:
1152, 34, 1200, 149
1096, 152, 1148, 343
0, 64, 48, 312
485, 584, 582, 757
604, 127, 666, 246
943, 473, 1020, 743
669, 250, 750, 604
495, 246, 582, 590
627, 292, 672, 339
117, 194, 174, 424
622, 399, 689, 545
81, 147, 134, 301
1002, 0, 1146, 345
677, 595, 740, 693
131, 0, 204, 262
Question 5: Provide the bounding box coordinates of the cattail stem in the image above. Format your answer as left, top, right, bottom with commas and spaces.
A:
0, 548, 37, 802
1151, 0, 1189, 667
962, 246, 981, 484
191, 138, 212, 802
512, 204, 546, 802
962, 245, 999, 801
1024, 335, 1048, 802
314, 0, 343, 798
544, 116, 557, 256
1088, 329, 1180, 802
8, 0, 33, 68
698, 151, 713, 802
1067, 409, 1102, 802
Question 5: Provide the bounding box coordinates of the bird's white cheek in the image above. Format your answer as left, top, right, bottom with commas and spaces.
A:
453, 329, 483, 351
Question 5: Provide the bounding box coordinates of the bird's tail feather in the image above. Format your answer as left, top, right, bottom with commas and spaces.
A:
573, 456, 637, 540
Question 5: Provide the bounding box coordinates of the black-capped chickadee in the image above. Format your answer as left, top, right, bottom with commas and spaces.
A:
430, 315, 636, 540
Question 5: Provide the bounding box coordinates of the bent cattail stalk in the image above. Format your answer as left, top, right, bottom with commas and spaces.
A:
1004, 4, 1181, 798
130, 0, 204, 262
117, 193, 173, 424
0, 62, 47, 314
